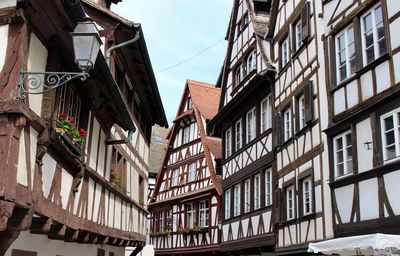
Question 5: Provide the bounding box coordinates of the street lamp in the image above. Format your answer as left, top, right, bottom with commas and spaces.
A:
17, 17, 102, 100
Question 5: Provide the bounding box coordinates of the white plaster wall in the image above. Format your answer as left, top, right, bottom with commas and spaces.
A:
6, 231, 124, 256
27, 33, 48, 116
89, 118, 100, 169
42, 154, 57, 198
61, 168, 73, 209
375, 61, 391, 94
17, 130, 28, 186
0, 0, 16, 8
356, 118, 373, 173
0, 25, 8, 73
359, 178, 379, 220
387, 0, 400, 19
334, 185, 354, 223
384, 170, 400, 215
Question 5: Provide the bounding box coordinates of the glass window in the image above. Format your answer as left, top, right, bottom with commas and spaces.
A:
333, 131, 353, 178
247, 50, 257, 72
235, 119, 242, 151
244, 179, 250, 213
234, 184, 241, 217
284, 107, 292, 141
225, 189, 231, 219
254, 174, 261, 210
225, 128, 232, 157
159, 211, 164, 232
361, 4, 386, 65
199, 200, 209, 227
294, 19, 303, 51
336, 25, 356, 83
247, 108, 256, 142
261, 94, 272, 132
286, 185, 295, 220
172, 169, 180, 187
302, 178, 313, 215
265, 168, 272, 206
183, 126, 190, 144
236, 66, 243, 86
381, 108, 400, 163
298, 94, 305, 130
281, 36, 290, 67
187, 162, 197, 182
186, 203, 195, 228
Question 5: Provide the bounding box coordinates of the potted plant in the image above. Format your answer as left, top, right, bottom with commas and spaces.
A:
56, 113, 86, 153
110, 170, 122, 187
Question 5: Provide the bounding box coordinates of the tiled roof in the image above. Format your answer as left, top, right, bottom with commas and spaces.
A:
187, 80, 221, 120
206, 136, 222, 159
82, 0, 134, 27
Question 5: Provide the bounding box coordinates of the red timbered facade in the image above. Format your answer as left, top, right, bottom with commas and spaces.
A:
0, 0, 167, 255
149, 80, 222, 256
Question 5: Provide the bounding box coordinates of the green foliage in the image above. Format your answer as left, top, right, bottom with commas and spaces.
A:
56, 113, 86, 147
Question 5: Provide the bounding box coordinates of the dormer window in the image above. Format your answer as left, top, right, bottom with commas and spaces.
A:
247, 50, 257, 73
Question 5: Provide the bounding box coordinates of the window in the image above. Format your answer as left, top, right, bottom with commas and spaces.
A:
281, 36, 290, 67
297, 94, 305, 131
361, 4, 386, 65
302, 177, 313, 215
247, 50, 257, 72
186, 203, 195, 228
244, 179, 250, 213
265, 168, 272, 206
333, 131, 353, 178
381, 108, 400, 163
235, 65, 243, 86
183, 126, 190, 144
186, 97, 192, 110
225, 128, 232, 158
199, 200, 209, 227
187, 162, 197, 182
283, 107, 292, 141
57, 85, 83, 129
254, 174, 261, 210
235, 119, 242, 151
247, 108, 256, 142
159, 211, 164, 232
261, 95, 272, 132
171, 169, 180, 187
225, 189, 231, 219
286, 185, 295, 220
166, 209, 173, 230
294, 19, 303, 51
233, 184, 241, 216
336, 25, 356, 83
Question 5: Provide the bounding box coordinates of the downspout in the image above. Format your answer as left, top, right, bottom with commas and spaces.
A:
104, 24, 140, 145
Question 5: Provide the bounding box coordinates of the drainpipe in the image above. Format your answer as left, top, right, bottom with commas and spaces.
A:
105, 129, 134, 145
106, 24, 141, 67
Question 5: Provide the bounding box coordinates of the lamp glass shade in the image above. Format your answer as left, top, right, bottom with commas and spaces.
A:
72, 19, 102, 71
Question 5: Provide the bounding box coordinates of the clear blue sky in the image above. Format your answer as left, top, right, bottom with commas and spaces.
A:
112, 1, 232, 125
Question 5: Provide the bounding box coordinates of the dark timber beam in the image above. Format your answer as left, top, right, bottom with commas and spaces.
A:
30, 217, 52, 234
129, 245, 144, 256
0, 229, 20, 256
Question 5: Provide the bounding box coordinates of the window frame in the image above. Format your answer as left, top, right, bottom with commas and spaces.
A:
301, 177, 313, 216
297, 93, 306, 131
335, 24, 356, 83
185, 203, 195, 228
265, 168, 272, 206
286, 185, 295, 221
247, 49, 257, 73
235, 119, 242, 151
187, 162, 197, 182
235, 65, 243, 87
254, 174, 261, 210
225, 128, 232, 158
283, 106, 293, 142
171, 168, 180, 187
233, 183, 241, 217
333, 130, 353, 179
246, 107, 256, 143
380, 108, 400, 163
244, 179, 251, 213
281, 35, 290, 68
294, 18, 303, 51
199, 200, 209, 227
182, 126, 190, 145
261, 94, 272, 133
225, 189, 231, 219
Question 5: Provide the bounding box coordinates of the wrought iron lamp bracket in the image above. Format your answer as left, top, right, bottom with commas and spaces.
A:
17, 70, 90, 100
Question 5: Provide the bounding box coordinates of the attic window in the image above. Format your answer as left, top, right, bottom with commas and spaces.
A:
186, 97, 192, 110
253, 0, 271, 15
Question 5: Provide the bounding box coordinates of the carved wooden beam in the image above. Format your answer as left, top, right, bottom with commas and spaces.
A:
77, 231, 90, 243
98, 235, 108, 245
48, 223, 66, 240
0, 229, 20, 256
0, 201, 14, 231
30, 217, 52, 234
7, 207, 33, 231
65, 228, 78, 242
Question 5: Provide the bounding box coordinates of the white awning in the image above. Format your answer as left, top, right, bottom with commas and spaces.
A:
308, 233, 400, 256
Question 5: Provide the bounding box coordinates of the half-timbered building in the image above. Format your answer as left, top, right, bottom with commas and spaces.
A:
149, 80, 222, 256
318, 0, 400, 247
208, 0, 277, 254
0, 0, 167, 255
266, 0, 334, 254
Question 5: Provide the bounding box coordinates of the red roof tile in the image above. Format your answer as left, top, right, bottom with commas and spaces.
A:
187, 80, 221, 120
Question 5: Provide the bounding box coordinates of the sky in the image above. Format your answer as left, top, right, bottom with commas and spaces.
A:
111, 1, 232, 125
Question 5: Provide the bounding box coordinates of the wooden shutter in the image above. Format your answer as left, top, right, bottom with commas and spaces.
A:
274, 188, 282, 224
353, 16, 363, 71
304, 81, 313, 124
301, 2, 310, 41
328, 35, 337, 88
274, 113, 282, 146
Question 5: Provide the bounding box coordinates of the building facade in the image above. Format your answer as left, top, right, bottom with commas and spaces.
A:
0, 0, 167, 255
149, 80, 222, 256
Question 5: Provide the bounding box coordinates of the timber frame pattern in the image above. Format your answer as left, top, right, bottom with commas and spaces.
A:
0, 0, 167, 255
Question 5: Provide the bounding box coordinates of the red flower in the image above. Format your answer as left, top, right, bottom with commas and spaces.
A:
68, 117, 75, 123
58, 113, 65, 118
80, 128, 86, 137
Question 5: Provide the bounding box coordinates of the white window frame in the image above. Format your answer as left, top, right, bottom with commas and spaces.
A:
302, 177, 313, 215
183, 126, 190, 144
171, 168, 180, 187
381, 108, 400, 163
233, 184, 241, 217
333, 131, 353, 178
225, 128, 232, 158
235, 119, 242, 151
186, 203, 195, 228
361, 4, 386, 65
284, 107, 292, 141
265, 168, 272, 206
294, 19, 303, 51
254, 174, 261, 210
187, 162, 197, 182
261, 94, 272, 133
225, 189, 231, 219
247, 50, 257, 72
159, 211, 164, 232
246, 108, 256, 143
236, 65, 243, 85
199, 200, 209, 227
298, 94, 305, 131
244, 179, 250, 213
281, 36, 290, 67
286, 185, 295, 220
335, 24, 356, 83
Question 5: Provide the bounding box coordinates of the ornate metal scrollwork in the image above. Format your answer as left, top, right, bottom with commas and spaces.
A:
17, 70, 89, 100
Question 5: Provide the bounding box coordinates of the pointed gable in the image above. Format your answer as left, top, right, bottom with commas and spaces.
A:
187, 80, 221, 120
